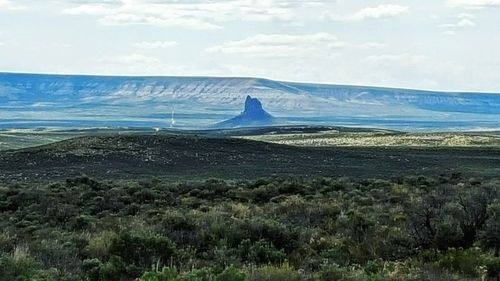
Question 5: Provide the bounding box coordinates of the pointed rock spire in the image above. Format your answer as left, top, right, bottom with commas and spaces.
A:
244, 95, 264, 114
214, 95, 276, 128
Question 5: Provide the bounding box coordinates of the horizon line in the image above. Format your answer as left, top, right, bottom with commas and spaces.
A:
1, 70, 499, 95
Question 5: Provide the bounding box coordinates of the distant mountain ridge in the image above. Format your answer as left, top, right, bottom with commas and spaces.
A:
0, 72, 499, 129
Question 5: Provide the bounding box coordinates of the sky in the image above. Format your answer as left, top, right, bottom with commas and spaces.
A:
0, 0, 499, 92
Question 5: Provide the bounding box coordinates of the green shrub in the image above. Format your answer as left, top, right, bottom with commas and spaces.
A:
216, 266, 246, 281
135, 189, 157, 203
82, 258, 103, 281
434, 248, 484, 277
480, 200, 500, 256
139, 266, 246, 281
0, 252, 37, 281
108, 232, 176, 268
0, 231, 15, 253
364, 259, 384, 275
314, 263, 350, 281
98, 258, 127, 281
177, 268, 216, 281
483, 255, 500, 278
86, 231, 117, 260
71, 215, 92, 230
242, 218, 300, 252
139, 267, 178, 281
238, 239, 286, 265
0, 248, 58, 281
247, 263, 303, 281
66, 176, 101, 190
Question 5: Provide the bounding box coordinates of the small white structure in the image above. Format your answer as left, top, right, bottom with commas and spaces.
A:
170, 109, 176, 128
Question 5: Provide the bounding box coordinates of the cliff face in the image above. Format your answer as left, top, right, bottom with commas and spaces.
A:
214, 96, 276, 128
243, 96, 273, 119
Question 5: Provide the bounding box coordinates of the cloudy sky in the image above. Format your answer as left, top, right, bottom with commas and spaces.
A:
0, 0, 499, 92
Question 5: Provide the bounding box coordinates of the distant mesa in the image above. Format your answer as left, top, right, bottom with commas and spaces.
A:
2, 73, 500, 131
214, 95, 277, 128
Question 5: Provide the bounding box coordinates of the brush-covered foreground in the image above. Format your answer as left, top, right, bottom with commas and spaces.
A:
1, 175, 500, 280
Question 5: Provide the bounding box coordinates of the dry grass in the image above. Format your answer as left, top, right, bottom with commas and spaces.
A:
244, 132, 500, 148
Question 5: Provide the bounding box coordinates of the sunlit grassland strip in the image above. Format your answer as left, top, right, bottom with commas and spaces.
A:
242, 132, 500, 147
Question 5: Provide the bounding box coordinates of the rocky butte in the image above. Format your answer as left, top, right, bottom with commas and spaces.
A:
214, 95, 277, 128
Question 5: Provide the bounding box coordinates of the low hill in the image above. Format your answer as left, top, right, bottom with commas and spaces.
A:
1, 135, 499, 182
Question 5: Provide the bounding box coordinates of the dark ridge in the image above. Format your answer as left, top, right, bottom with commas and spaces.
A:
1, 134, 499, 182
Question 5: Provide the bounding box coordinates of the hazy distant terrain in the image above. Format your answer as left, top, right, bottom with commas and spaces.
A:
1, 72, 499, 131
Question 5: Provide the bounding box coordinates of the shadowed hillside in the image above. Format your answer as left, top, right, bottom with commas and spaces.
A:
1, 135, 500, 182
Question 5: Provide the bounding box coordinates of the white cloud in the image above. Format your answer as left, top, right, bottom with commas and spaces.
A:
457, 13, 476, 26
448, 0, 500, 9
91, 53, 210, 77
100, 54, 161, 65
352, 4, 409, 20
207, 33, 345, 58
325, 4, 409, 21
94, 53, 176, 76
457, 18, 475, 27
63, 4, 112, 16
0, 41, 4, 47
0, 0, 25, 11
133, 41, 179, 49
366, 53, 428, 65
61, 0, 313, 30
440, 13, 476, 32
99, 13, 221, 30
362, 53, 467, 90
357, 42, 388, 49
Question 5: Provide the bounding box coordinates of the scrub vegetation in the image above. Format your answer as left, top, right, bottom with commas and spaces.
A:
243, 131, 500, 148
1, 174, 500, 280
